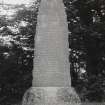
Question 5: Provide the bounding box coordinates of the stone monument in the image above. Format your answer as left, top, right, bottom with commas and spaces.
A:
22, 0, 81, 105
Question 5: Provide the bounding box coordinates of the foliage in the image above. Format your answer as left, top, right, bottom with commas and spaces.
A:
0, 0, 40, 104
64, 0, 105, 102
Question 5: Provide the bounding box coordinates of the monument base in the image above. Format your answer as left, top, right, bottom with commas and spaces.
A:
22, 87, 81, 105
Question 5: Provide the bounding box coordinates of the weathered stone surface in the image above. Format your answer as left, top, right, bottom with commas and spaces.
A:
22, 0, 81, 105
22, 87, 81, 105
33, 0, 71, 87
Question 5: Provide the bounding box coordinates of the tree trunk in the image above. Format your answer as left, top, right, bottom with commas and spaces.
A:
22, 0, 80, 105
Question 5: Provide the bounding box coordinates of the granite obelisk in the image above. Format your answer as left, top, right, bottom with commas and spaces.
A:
33, 0, 71, 87
22, 0, 80, 105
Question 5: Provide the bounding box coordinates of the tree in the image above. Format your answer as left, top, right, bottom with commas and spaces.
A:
64, 0, 105, 102
0, 1, 39, 104
22, 0, 80, 105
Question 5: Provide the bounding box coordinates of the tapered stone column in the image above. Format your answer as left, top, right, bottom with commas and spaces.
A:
22, 0, 80, 105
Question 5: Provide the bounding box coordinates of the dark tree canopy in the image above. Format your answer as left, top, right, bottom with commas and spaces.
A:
64, 0, 105, 102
